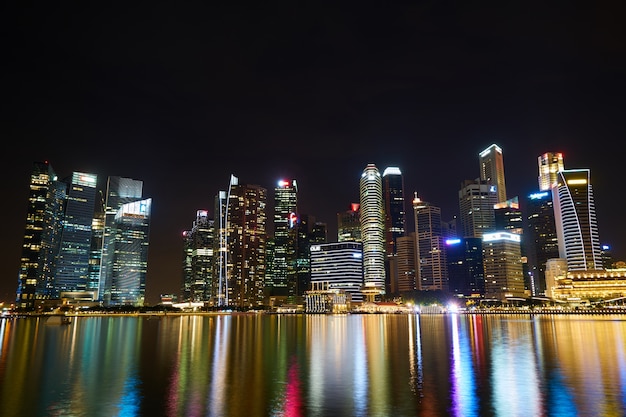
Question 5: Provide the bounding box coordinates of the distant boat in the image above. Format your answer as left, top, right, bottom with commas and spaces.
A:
45, 315, 72, 325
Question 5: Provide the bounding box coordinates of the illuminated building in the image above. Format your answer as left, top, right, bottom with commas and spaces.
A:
181, 210, 215, 303
538, 152, 564, 191
479, 143, 507, 203
458, 179, 497, 238
412, 193, 448, 291
309, 242, 363, 304
53, 172, 99, 301
382, 166, 407, 294
395, 234, 416, 293
549, 268, 626, 302
552, 169, 603, 271
446, 237, 485, 297
337, 203, 361, 242
99, 176, 150, 306
227, 182, 267, 308
269, 179, 298, 300
494, 197, 523, 234
215, 176, 267, 308
525, 191, 559, 296
16, 161, 64, 310
482, 231, 525, 300
359, 164, 386, 297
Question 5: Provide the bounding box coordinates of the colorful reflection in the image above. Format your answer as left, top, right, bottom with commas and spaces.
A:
0, 313, 625, 416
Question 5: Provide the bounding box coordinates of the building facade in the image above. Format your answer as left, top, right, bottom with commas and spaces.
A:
413, 194, 448, 291
479, 143, 507, 203
359, 164, 386, 296
552, 169, 603, 271
309, 242, 364, 303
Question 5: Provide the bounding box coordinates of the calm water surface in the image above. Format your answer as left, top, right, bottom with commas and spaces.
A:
0, 313, 625, 417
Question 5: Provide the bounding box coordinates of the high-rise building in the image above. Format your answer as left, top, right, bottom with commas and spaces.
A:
337, 203, 361, 242
16, 161, 64, 310
552, 169, 603, 271
525, 191, 560, 296
310, 242, 364, 303
479, 143, 507, 203
382, 167, 406, 255
482, 231, 525, 300
538, 152, 564, 191
382, 166, 406, 295
445, 237, 485, 297
227, 182, 267, 308
494, 197, 523, 235
270, 179, 298, 300
359, 164, 386, 297
181, 210, 215, 303
395, 234, 416, 293
89, 193, 105, 299
99, 176, 150, 306
53, 172, 98, 301
412, 193, 448, 291
458, 179, 498, 238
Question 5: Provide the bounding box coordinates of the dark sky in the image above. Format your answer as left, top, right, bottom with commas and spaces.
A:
2, 2, 625, 305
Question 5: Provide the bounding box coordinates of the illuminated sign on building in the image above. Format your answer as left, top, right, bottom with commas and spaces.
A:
483, 232, 521, 243
445, 238, 462, 245
529, 191, 549, 200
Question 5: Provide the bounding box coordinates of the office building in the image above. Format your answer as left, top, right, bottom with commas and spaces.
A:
309, 242, 364, 303
16, 161, 64, 310
226, 181, 267, 308
446, 237, 485, 297
270, 179, 298, 300
181, 210, 215, 303
53, 172, 98, 301
337, 203, 361, 242
413, 193, 448, 291
359, 164, 386, 297
552, 169, 603, 271
479, 143, 507, 203
458, 179, 498, 238
525, 191, 560, 296
482, 231, 525, 300
395, 234, 416, 293
99, 176, 150, 306
382, 166, 407, 295
538, 152, 564, 191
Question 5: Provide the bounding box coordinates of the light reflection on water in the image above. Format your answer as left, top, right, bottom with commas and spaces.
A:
0, 313, 625, 416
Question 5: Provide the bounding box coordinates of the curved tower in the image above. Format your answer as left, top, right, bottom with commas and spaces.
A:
359, 164, 386, 296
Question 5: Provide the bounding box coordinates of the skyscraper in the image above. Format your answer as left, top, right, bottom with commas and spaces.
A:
479, 143, 507, 203
412, 193, 448, 291
181, 210, 215, 303
525, 191, 559, 296
16, 161, 63, 310
482, 231, 525, 300
552, 169, 603, 271
382, 166, 406, 295
458, 179, 498, 238
227, 182, 267, 308
359, 164, 386, 297
99, 176, 150, 306
270, 179, 298, 300
538, 152, 564, 191
53, 172, 98, 300
382, 167, 406, 255
337, 203, 361, 242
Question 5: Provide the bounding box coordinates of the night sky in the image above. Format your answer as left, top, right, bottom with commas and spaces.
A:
2, 3, 625, 305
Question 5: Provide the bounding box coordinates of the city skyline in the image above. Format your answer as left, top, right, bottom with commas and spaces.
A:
3, 3, 625, 304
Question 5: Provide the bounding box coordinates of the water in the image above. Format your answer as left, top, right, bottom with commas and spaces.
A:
1, 313, 625, 417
